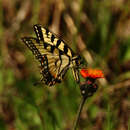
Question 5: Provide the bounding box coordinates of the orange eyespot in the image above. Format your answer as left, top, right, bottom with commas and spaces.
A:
80, 68, 104, 79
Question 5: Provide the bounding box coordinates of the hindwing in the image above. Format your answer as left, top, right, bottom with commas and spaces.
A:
21, 37, 70, 86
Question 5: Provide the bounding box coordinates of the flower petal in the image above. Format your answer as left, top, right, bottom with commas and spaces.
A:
80, 68, 104, 79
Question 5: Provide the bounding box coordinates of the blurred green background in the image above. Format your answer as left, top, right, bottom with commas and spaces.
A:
0, 0, 130, 130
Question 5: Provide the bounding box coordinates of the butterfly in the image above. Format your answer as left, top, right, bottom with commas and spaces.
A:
21, 24, 81, 86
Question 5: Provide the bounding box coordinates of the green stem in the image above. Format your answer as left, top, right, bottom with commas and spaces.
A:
73, 96, 87, 130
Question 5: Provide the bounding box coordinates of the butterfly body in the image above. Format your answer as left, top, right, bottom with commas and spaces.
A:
21, 24, 81, 86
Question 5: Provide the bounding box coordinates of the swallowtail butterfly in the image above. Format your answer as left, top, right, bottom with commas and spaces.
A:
21, 24, 81, 86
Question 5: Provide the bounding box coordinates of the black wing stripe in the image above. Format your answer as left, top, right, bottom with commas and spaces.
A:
57, 55, 70, 78
50, 46, 55, 53
56, 39, 61, 48
51, 34, 55, 42
34, 25, 44, 41
45, 28, 49, 36
43, 42, 48, 49
57, 53, 62, 76
64, 44, 68, 54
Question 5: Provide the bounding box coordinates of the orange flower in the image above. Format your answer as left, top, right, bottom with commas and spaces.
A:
80, 68, 104, 79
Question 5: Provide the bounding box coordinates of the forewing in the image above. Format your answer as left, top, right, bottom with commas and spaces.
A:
33, 24, 75, 57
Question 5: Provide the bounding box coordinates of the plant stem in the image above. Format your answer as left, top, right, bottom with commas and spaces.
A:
73, 96, 87, 130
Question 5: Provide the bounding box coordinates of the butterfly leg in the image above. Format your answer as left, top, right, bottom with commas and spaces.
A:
72, 68, 80, 83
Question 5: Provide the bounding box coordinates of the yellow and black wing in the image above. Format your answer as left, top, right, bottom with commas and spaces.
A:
33, 24, 81, 82
21, 37, 71, 86
33, 24, 75, 57
21, 24, 81, 86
